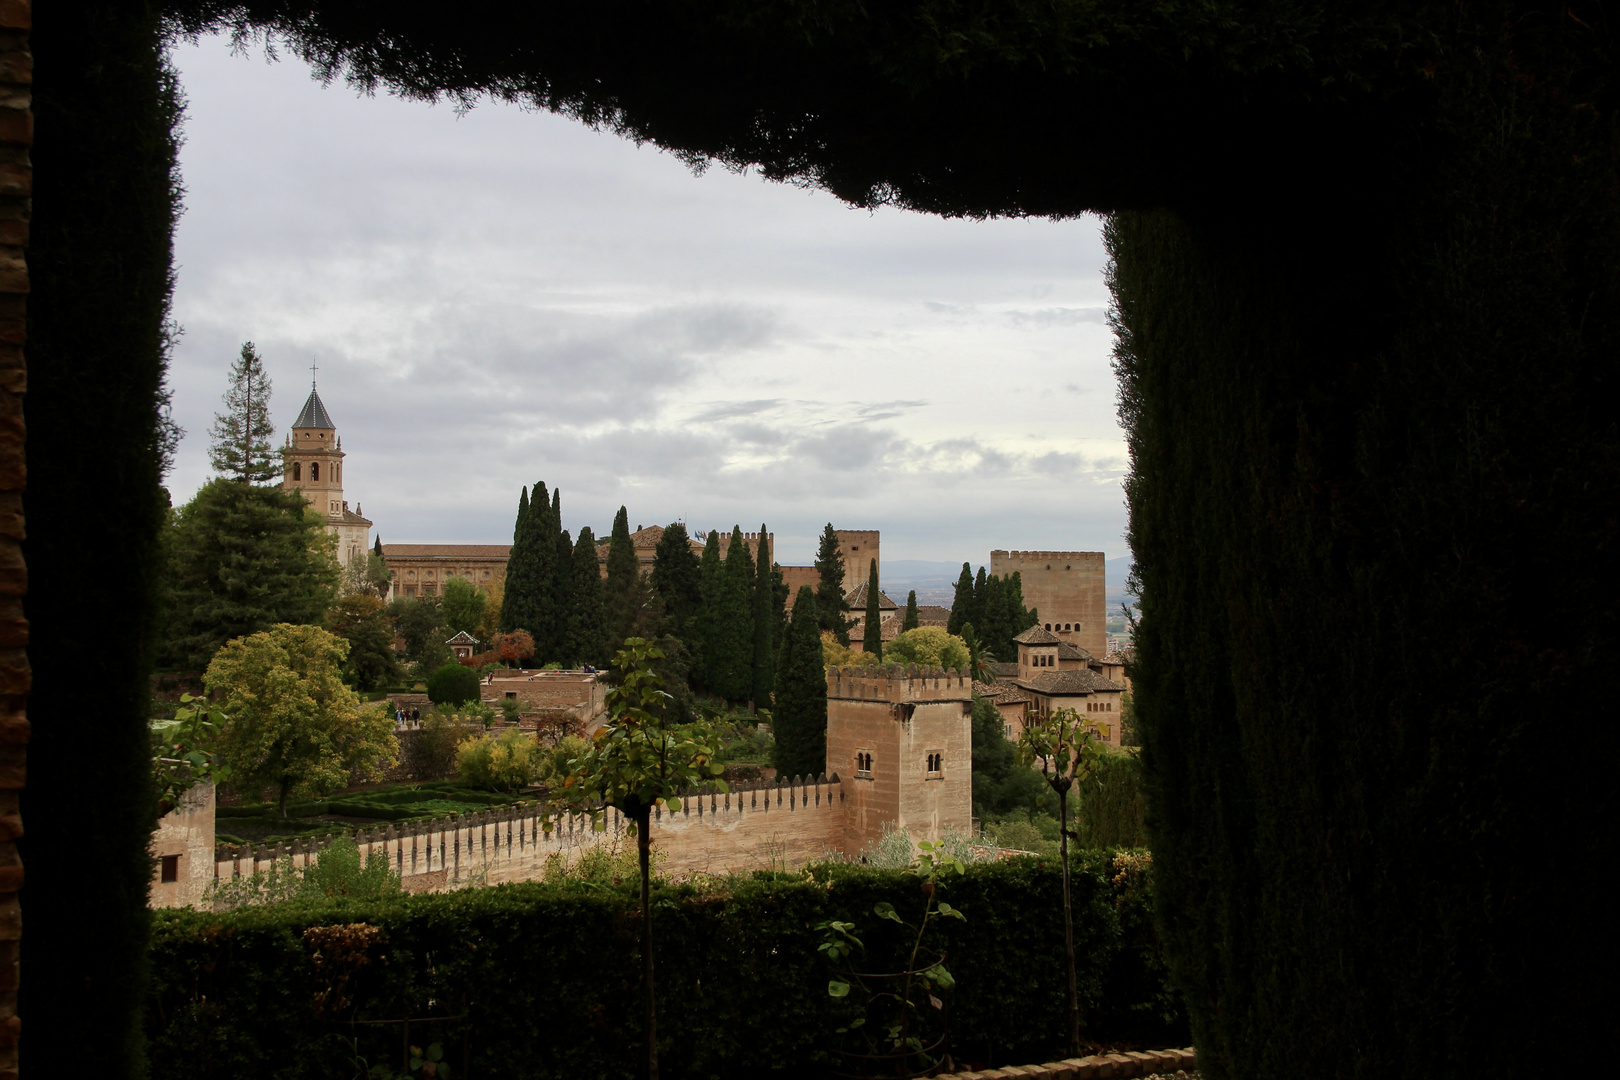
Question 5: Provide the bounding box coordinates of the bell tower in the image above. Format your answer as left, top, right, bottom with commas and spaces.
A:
281, 371, 372, 568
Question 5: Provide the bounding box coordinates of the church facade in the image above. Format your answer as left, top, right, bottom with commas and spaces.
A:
280, 386, 372, 569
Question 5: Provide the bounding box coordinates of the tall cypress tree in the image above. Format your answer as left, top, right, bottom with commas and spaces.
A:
861, 558, 883, 659
970, 566, 989, 636
564, 525, 609, 668
523, 482, 559, 663
771, 562, 790, 646
694, 530, 724, 694
604, 506, 640, 649
373, 535, 383, 559
751, 525, 775, 707
712, 526, 754, 702
1003, 571, 1037, 643
903, 590, 920, 632
652, 521, 702, 652
773, 584, 828, 779
553, 525, 574, 657
498, 485, 538, 633
947, 562, 974, 635
982, 573, 1010, 659
814, 522, 851, 645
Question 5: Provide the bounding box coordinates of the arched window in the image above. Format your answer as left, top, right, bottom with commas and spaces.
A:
310, 462, 320, 481
292, 462, 301, 481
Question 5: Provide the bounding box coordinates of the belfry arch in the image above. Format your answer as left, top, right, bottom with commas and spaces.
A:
15, 3, 1617, 1077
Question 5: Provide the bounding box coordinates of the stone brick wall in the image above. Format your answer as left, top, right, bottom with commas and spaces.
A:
0, 2, 27, 1073
991, 550, 1108, 658
149, 784, 214, 911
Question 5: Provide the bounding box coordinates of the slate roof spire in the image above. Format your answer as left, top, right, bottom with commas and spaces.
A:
293, 386, 334, 430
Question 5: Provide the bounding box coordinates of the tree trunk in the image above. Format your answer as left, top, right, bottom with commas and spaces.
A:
278, 780, 290, 819
639, 808, 658, 1080
1060, 785, 1080, 1056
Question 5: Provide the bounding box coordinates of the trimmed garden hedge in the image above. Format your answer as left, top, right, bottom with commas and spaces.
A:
147, 853, 1181, 1078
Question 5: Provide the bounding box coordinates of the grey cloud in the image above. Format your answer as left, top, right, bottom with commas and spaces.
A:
1004, 306, 1109, 328
689, 398, 784, 423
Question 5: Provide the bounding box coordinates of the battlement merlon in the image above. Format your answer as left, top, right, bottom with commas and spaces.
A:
825, 664, 974, 703
990, 550, 1107, 562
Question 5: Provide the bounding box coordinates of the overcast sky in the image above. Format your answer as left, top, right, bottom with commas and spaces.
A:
164, 34, 1130, 570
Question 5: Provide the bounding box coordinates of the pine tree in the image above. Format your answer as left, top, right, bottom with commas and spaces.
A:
651, 522, 702, 652
208, 341, 279, 484
814, 523, 851, 645
773, 585, 828, 778
564, 526, 609, 667
903, 590, 920, 632
498, 486, 538, 634
751, 525, 775, 707
947, 563, 974, 635
162, 479, 340, 670
861, 558, 883, 659
695, 530, 724, 695
604, 507, 640, 649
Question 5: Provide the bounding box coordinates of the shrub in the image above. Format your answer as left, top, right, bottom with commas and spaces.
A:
455, 729, 542, 791
405, 710, 473, 781
499, 696, 523, 723
147, 853, 1183, 1078
883, 626, 970, 670
425, 662, 480, 707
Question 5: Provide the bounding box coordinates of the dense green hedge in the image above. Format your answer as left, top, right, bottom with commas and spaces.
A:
147, 854, 1182, 1077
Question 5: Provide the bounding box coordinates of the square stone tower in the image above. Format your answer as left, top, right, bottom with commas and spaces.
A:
825, 664, 973, 855
990, 550, 1107, 658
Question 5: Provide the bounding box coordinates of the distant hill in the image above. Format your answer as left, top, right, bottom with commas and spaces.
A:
882, 556, 1138, 614
880, 560, 963, 607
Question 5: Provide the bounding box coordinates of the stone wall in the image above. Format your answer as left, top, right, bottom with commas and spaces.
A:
149, 784, 215, 911
991, 550, 1107, 658
0, 4, 27, 1073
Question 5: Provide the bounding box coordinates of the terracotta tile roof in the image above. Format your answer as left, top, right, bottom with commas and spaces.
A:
916, 605, 951, 626
383, 544, 512, 560
1057, 641, 1093, 661
1013, 625, 1062, 645
844, 581, 898, 609
444, 630, 479, 645
986, 661, 1020, 678
974, 679, 1031, 704
334, 507, 373, 526
1015, 669, 1124, 695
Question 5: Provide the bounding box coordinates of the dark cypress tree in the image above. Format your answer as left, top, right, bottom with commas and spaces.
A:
553, 525, 575, 655
861, 558, 883, 659
751, 525, 775, 707
947, 562, 974, 635
970, 566, 989, 637
981, 573, 1010, 659
1003, 570, 1038, 642
604, 506, 640, 649
773, 585, 828, 778
498, 485, 538, 634
814, 522, 851, 645
530, 483, 561, 663
771, 562, 789, 646
713, 526, 755, 702
651, 521, 702, 650
564, 526, 609, 667
694, 530, 724, 695
373, 534, 383, 559
903, 590, 920, 632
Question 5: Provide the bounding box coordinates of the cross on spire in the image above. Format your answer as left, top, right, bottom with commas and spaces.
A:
310, 358, 318, 387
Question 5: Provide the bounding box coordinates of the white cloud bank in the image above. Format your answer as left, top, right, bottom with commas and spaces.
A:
164, 35, 1130, 566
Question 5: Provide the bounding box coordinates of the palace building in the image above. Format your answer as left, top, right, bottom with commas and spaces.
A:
280, 385, 372, 569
